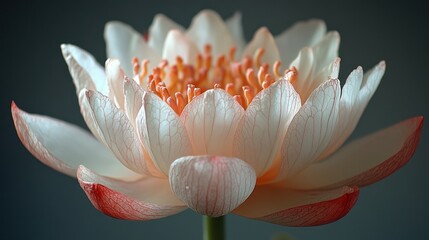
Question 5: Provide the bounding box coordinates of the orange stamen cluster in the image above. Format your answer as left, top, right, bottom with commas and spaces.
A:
132, 44, 297, 114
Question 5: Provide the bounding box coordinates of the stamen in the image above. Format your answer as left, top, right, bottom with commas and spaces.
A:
136, 44, 296, 114
254, 48, 265, 68
273, 61, 281, 79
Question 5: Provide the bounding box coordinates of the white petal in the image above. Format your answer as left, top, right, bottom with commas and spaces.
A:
61, 44, 107, 96
181, 89, 244, 156
11, 102, 138, 180
148, 14, 185, 55
234, 185, 358, 226
242, 27, 281, 68
123, 77, 145, 124
225, 11, 246, 55
169, 155, 256, 217
275, 19, 327, 67
78, 165, 185, 220
312, 31, 340, 73
234, 80, 301, 176
81, 89, 157, 176
162, 30, 199, 65
136, 92, 193, 175
186, 9, 234, 57
290, 46, 341, 102
104, 21, 161, 76
321, 61, 386, 158
277, 79, 340, 180
106, 58, 125, 109
288, 116, 423, 189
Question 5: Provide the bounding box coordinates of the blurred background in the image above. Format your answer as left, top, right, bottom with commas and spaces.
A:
2, 0, 428, 239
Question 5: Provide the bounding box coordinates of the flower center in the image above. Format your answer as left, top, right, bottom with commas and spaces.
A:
132, 44, 297, 114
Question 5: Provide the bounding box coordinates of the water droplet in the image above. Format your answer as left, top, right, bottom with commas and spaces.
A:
185, 186, 189, 190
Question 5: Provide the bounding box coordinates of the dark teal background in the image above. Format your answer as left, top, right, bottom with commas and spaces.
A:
2, 0, 428, 239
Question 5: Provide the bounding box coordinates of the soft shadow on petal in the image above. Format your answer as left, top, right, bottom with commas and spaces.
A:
123, 77, 145, 124
106, 58, 125, 109
235, 185, 358, 226
61, 44, 107, 96
234, 80, 301, 176
162, 30, 199, 65
136, 91, 193, 175
148, 14, 185, 55
186, 9, 234, 57
242, 27, 281, 68
275, 79, 340, 182
81, 90, 159, 177
289, 116, 423, 189
11, 102, 138, 180
169, 155, 256, 217
275, 19, 326, 67
104, 21, 161, 76
78, 165, 185, 220
181, 89, 244, 156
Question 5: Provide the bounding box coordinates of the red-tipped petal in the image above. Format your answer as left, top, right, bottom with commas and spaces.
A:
289, 116, 423, 189
235, 185, 359, 226
78, 165, 185, 220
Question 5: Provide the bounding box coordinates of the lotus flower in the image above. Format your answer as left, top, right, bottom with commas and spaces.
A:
12, 10, 423, 227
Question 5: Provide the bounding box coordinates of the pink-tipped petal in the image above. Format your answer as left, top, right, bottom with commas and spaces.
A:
235, 185, 358, 226
169, 155, 256, 217
162, 30, 199, 65
104, 21, 161, 76
275, 19, 327, 67
234, 80, 301, 176
80, 90, 157, 177
181, 89, 244, 156
136, 92, 193, 175
106, 58, 125, 109
289, 116, 423, 189
321, 61, 386, 158
11, 102, 138, 179
276, 79, 340, 181
186, 9, 234, 57
148, 14, 185, 55
78, 165, 185, 220
123, 77, 145, 123
242, 27, 281, 67
225, 11, 246, 55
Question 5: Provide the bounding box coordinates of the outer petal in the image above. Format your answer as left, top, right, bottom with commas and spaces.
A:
234, 80, 301, 176
104, 21, 161, 76
186, 9, 234, 57
148, 14, 185, 55
242, 27, 281, 68
106, 58, 125, 109
225, 11, 246, 55
162, 30, 199, 65
80, 90, 156, 176
11, 102, 138, 180
181, 89, 244, 156
123, 77, 145, 124
234, 185, 358, 226
276, 79, 340, 181
136, 92, 193, 175
169, 155, 256, 217
288, 116, 423, 189
78, 165, 185, 220
61, 44, 107, 96
275, 19, 327, 67
321, 62, 386, 158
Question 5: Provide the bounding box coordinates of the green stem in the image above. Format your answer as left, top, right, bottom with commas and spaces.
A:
203, 216, 225, 240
